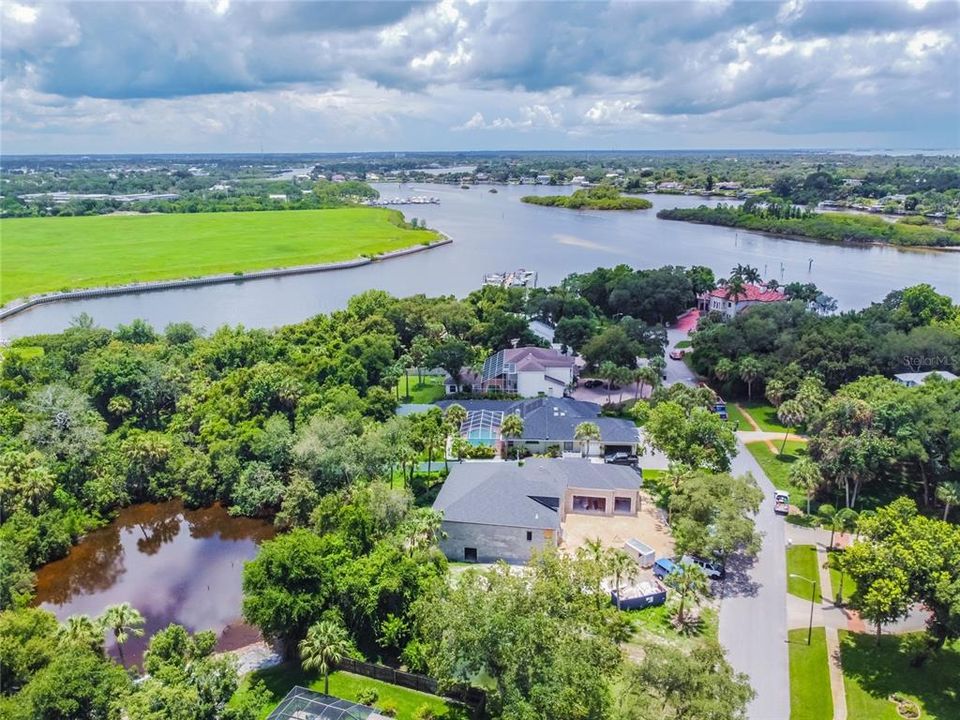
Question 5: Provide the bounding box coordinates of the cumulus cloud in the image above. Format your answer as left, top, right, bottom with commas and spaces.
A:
1, 0, 958, 152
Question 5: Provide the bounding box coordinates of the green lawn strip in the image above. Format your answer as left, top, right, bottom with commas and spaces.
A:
232, 665, 469, 720
840, 631, 960, 720
739, 401, 790, 433
745, 440, 811, 508
789, 627, 833, 720
396, 374, 446, 404
786, 545, 822, 602
675, 340, 692, 349
1, 207, 438, 304
827, 550, 857, 604
639, 468, 669, 509
726, 403, 754, 431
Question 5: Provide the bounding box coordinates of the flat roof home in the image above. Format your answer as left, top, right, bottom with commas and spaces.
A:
433, 458, 643, 563
438, 396, 640, 456
697, 283, 787, 318
894, 370, 958, 387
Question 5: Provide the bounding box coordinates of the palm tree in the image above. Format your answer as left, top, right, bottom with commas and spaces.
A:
737, 357, 763, 401
500, 413, 524, 461
789, 457, 822, 515
633, 366, 658, 401
714, 357, 736, 383
607, 549, 639, 611
818, 505, 858, 550
615, 366, 634, 403
665, 564, 709, 625
444, 403, 468, 433
299, 620, 352, 695
649, 356, 666, 379
776, 398, 806, 454
59, 615, 105, 655
764, 378, 786, 408
398, 353, 413, 400
936, 481, 960, 521
664, 462, 694, 521
724, 275, 747, 302
574, 422, 601, 458
100, 603, 145, 663
598, 360, 619, 393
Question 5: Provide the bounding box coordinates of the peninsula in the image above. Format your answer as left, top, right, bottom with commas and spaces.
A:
521, 185, 653, 211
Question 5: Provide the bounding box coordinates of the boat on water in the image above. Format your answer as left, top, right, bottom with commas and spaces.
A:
482, 269, 538, 289
488, 188, 498, 193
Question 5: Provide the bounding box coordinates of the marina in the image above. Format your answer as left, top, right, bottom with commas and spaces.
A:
482, 268, 539, 289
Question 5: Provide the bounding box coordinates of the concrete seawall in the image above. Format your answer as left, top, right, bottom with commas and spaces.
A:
0, 236, 452, 322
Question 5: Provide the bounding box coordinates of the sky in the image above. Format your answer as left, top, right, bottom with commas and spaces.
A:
2, 0, 958, 154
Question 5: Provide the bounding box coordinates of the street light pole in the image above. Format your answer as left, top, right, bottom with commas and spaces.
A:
790, 573, 817, 645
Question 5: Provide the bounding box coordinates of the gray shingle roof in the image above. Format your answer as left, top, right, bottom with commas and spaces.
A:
434, 459, 642, 529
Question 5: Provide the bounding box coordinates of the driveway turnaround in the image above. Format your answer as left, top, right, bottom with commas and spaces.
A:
720, 441, 790, 720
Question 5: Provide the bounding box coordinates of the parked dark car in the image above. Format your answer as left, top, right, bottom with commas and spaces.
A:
583, 379, 604, 389
604, 452, 639, 467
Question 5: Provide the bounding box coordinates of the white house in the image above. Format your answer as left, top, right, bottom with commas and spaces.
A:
698, 283, 788, 319
894, 371, 958, 387
444, 346, 577, 397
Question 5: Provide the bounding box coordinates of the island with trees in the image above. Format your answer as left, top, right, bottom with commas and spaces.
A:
658, 200, 960, 248
521, 185, 653, 211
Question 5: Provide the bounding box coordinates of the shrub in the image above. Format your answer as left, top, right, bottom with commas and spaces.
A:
412, 705, 437, 720
377, 700, 398, 717
355, 688, 379, 706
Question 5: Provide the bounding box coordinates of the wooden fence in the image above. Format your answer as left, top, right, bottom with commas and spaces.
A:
335, 657, 486, 714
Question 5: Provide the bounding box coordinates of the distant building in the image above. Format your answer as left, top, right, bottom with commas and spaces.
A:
331, 174, 346, 183
698, 283, 788, 318
842, 178, 863, 187
444, 346, 576, 397
571, 175, 587, 185
433, 458, 643, 563
267, 194, 288, 201
894, 370, 958, 387
716, 181, 742, 190
656, 181, 684, 191
536, 174, 552, 184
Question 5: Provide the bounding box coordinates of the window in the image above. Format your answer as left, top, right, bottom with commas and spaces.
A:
464, 547, 478, 562
572, 495, 606, 513
526, 531, 533, 541
614, 497, 632, 514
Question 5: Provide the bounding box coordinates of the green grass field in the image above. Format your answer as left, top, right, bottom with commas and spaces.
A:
786, 545, 822, 602
840, 632, 960, 720
732, 401, 791, 433
746, 440, 811, 507
1, 207, 438, 304
231, 666, 468, 720
789, 627, 833, 720
395, 374, 446, 404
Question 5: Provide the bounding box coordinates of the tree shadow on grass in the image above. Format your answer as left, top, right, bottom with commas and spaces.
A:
840, 631, 960, 719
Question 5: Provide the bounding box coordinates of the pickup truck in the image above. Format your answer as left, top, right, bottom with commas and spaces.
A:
774, 491, 790, 515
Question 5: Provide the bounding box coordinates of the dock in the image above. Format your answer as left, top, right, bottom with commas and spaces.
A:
482, 269, 538, 289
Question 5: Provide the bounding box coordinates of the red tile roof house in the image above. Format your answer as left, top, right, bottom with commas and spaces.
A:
697, 283, 788, 319
444, 347, 577, 397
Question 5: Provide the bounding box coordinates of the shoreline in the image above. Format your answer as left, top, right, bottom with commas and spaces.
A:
0, 235, 452, 322
657, 216, 960, 253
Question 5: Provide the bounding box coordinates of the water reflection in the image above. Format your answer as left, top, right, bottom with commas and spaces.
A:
34, 500, 274, 667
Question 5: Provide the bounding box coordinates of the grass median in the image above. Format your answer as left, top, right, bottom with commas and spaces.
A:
789, 627, 833, 720
1, 207, 438, 304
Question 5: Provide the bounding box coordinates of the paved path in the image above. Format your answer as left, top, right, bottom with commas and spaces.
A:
719, 440, 790, 720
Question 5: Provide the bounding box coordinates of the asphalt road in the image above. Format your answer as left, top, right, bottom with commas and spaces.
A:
664, 327, 699, 387
720, 441, 790, 720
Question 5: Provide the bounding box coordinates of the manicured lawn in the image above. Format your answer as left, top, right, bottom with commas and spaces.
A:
1, 207, 438, 303
675, 339, 692, 349
789, 627, 833, 720
231, 665, 469, 720
738, 401, 790, 433
786, 545, 822, 602
840, 631, 960, 720
746, 440, 811, 508
397, 374, 446, 403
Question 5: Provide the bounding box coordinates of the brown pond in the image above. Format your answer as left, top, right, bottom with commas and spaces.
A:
34, 500, 275, 667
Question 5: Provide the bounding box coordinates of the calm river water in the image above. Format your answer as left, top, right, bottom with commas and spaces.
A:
34, 501, 274, 667
2, 184, 957, 339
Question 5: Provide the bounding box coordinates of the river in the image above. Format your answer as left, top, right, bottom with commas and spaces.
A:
34, 501, 274, 667
2, 184, 957, 339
